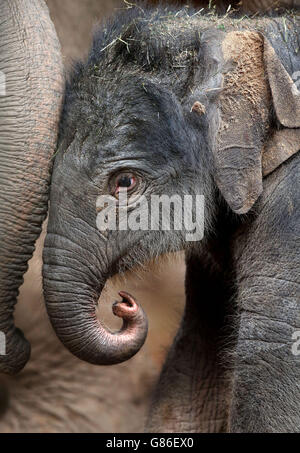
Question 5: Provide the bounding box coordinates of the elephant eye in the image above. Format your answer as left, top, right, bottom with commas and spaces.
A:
114, 173, 137, 195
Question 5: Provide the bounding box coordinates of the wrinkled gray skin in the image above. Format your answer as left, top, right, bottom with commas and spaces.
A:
0, 0, 64, 374
42, 4, 300, 433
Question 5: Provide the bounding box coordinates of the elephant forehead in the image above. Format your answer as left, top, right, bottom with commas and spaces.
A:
70, 81, 193, 163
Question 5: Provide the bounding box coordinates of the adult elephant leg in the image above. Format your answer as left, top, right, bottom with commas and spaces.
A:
229, 157, 300, 432
0, 0, 64, 374
146, 250, 231, 433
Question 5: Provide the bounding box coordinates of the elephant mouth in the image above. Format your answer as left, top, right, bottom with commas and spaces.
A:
97, 252, 185, 334
107, 229, 187, 279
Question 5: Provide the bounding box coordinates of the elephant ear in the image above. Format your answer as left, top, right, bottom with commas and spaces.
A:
212, 32, 300, 214
261, 39, 300, 176
264, 39, 300, 128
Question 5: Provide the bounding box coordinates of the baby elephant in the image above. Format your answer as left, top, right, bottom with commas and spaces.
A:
1, 2, 300, 433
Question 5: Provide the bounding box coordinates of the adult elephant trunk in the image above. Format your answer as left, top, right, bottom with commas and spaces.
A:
0, 0, 64, 374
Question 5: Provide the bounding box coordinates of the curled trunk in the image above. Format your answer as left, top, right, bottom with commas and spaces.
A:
43, 212, 149, 366
44, 281, 148, 366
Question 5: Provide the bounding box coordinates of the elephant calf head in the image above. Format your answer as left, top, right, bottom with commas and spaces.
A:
42, 7, 300, 367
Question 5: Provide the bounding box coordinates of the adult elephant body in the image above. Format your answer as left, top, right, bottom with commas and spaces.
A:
42, 6, 300, 432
